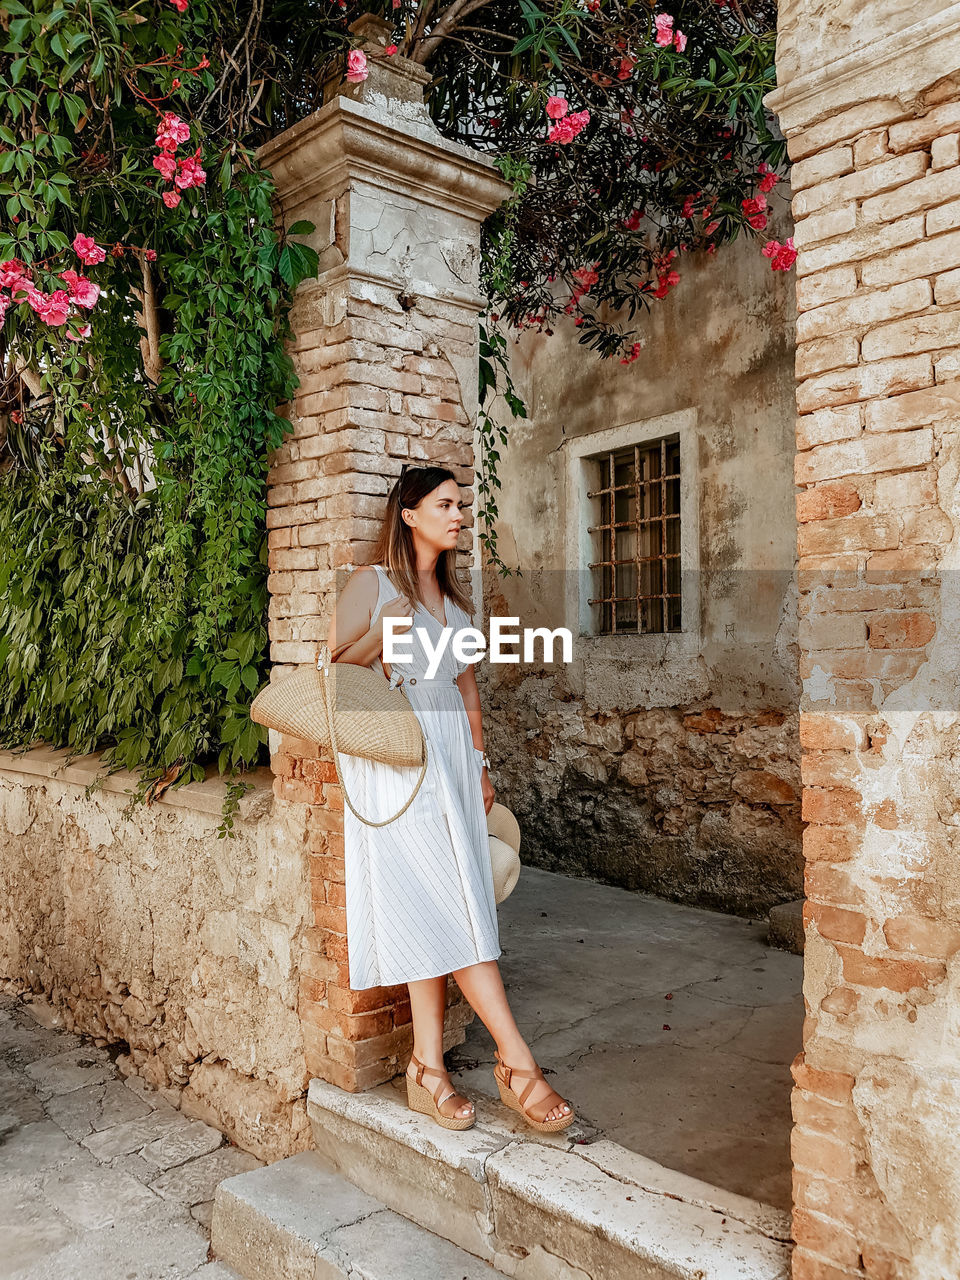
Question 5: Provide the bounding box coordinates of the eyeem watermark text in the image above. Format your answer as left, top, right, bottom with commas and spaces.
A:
383, 616, 573, 680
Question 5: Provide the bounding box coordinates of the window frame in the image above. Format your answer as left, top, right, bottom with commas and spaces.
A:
560, 407, 701, 648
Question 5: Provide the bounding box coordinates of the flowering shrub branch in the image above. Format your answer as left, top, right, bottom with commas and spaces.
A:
270, 1, 787, 356
407, 0, 787, 358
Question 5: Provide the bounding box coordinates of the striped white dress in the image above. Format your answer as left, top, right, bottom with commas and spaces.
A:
337, 564, 502, 990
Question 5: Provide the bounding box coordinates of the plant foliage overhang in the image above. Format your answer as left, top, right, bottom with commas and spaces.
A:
0, 0, 788, 821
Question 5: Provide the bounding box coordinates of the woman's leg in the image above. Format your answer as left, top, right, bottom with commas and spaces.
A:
405, 974, 474, 1119
450, 960, 571, 1122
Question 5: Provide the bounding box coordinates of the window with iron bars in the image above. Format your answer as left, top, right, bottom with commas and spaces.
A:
587, 434, 682, 634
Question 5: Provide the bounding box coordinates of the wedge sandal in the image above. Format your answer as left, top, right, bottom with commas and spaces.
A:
405, 1052, 476, 1130
493, 1048, 575, 1133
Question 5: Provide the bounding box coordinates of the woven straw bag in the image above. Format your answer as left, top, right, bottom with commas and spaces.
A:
249, 642, 429, 828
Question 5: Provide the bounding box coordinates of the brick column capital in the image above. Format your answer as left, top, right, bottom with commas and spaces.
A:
258, 94, 510, 310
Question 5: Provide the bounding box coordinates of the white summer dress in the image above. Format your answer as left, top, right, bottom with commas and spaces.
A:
337, 564, 502, 990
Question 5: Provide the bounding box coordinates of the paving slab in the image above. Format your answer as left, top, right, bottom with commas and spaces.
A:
0, 1011, 81, 1068
80, 1106, 196, 1160
0, 1062, 46, 1126
43, 1076, 153, 1139
0, 1181, 78, 1279
0, 992, 262, 1279
0, 1121, 88, 1179
141, 1120, 226, 1171
149, 1147, 264, 1207
40, 1161, 160, 1229
8, 1212, 212, 1280
23, 1046, 115, 1099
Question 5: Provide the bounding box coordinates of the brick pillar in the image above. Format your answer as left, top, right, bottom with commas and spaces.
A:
768, 5, 960, 1277
257, 18, 509, 1091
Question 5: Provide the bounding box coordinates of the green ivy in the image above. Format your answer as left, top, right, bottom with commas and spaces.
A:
0, 0, 317, 832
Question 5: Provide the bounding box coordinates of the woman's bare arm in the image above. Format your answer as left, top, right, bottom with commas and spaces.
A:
327, 567, 383, 666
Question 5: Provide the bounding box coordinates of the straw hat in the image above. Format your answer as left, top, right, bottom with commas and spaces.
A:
487, 802, 521, 904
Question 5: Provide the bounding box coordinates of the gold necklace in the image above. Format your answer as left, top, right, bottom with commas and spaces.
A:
422, 593, 446, 624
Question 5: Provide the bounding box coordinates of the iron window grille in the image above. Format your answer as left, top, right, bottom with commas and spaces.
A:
587, 433, 682, 634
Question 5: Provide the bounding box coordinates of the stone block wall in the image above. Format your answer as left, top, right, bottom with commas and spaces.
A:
770, 6, 960, 1276
0, 747, 311, 1162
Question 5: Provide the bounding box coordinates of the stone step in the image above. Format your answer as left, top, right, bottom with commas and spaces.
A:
210, 1149, 500, 1280
304, 1073, 795, 1280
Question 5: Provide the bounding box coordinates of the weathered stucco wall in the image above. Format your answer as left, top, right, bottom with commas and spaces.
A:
484, 219, 801, 916
0, 746, 313, 1161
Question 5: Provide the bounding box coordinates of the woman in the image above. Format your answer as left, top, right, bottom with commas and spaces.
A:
327, 463, 575, 1134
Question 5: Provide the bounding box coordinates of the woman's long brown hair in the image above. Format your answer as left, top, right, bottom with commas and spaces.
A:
368, 465, 476, 619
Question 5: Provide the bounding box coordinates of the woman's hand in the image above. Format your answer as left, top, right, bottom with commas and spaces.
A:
378, 591, 415, 638
480, 767, 495, 815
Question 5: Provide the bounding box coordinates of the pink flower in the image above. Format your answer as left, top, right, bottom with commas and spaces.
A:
30, 289, 71, 326
653, 270, 680, 299
681, 193, 698, 218
747, 212, 768, 230
761, 237, 797, 271
384, 43, 398, 55
546, 95, 569, 119
654, 13, 674, 46
622, 209, 642, 231
346, 49, 368, 82
10, 277, 39, 305
704, 219, 720, 235
145, 249, 157, 261
673, 28, 687, 52
153, 153, 177, 180
66, 323, 92, 342
620, 341, 643, 364
167, 0, 188, 10
175, 151, 207, 189
0, 259, 28, 288
58, 270, 100, 308
73, 233, 106, 265
741, 194, 767, 217
0, 294, 9, 323
572, 264, 600, 289
155, 112, 191, 153
162, 189, 182, 209
616, 55, 636, 80
758, 170, 779, 193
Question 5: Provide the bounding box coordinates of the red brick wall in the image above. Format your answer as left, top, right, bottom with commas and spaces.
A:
788, 84, 960, 1280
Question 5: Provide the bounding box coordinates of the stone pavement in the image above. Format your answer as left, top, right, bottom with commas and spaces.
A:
0, 989, 258, 1279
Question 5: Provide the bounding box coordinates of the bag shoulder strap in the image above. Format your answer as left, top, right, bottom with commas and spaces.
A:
317, 643, 429, 829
